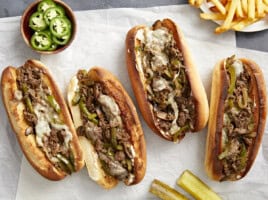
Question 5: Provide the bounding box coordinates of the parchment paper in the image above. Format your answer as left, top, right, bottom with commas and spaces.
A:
0, 5, 267, 200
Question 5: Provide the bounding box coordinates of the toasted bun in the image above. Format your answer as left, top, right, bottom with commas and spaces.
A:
1, 60, 84, 181
205, 58, 267, 181
67, 67, 146, 189
125, 18, 209, 141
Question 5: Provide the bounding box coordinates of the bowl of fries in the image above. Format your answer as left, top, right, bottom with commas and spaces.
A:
189, 0, 268, 33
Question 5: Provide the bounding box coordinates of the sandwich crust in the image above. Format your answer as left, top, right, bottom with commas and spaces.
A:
67, 67, 146, 188
1, 60, 84, 180
205, 58, 267, 181
126, 19, 209, 141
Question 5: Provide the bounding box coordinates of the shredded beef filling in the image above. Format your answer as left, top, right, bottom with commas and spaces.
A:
219, 56, 255, 180
135, 26, 195, 141
16, 63, 74, 173
75, 70, 135, 183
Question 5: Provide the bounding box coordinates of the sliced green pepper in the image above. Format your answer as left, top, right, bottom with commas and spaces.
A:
107, 147, 114, 157
218, 148, 229, 160
179, 69, 186, 84
135, 46, 143, 52
171, 58, 181, 66
52, 32, 71, 45
30, 31, 52, 51
57, 154, 74, 174
51, 116, 63, 124
29, 12, 47, 31
238, 143, 247, 170
238, 88, 248, 108
164, 69, 172, 78
37, 0, 56, 13
44, 7, 65, 25
116, 144, 123, 151
227, 65, 236, 95
228, 99, 234, 108
47, 43, 58, 51
50, 17, 71, 38
21, 84, 34, 113
55, 5, 66, 15
72, 91, 81, 105
173, 124, 189, 141
25, 97, 34, 113
41, 30, 58, 51
174, 78, 182, 90
47, 95, 61, 113
79, 101, 98, 124
248, 123, 255, 131
126, 159, 132, 171
21, 83, 28, 94
69, 150, 75, 169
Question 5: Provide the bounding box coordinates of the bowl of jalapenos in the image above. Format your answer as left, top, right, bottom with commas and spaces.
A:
21, 0, 76, 54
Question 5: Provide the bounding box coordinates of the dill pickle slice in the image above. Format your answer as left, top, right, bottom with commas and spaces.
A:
149, 179, 188, 200
177, 170, 222, 200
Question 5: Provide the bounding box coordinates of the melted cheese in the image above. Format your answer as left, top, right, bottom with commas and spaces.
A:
135, 29, 145, 41
161, 92, 179, 136
151, 54, 169, 69
33, 99, 72, 148
144, 28, 172, 52
14, 90, 23, 101
134, 28, 172, 81
97, 94, 122, 125
135, 28, 180, 136
34, 104, 51, 147
98, 94, 120, 116
152, 78, 168, 92
232, 59, 244, 77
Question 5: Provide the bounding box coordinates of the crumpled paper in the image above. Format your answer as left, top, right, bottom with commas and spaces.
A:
0, 5, 267, 200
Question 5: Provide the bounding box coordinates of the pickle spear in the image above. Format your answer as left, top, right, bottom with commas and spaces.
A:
149, 179, 188, 200
177, 170, 222, 200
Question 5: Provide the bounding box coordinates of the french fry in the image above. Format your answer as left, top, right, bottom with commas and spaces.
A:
200, 12, 226, 20
241, 0, 248, 14
225, 1, 231, 11
264, 5, 268, 12
215, 26, 228, 34
211, 0, 227, 14
232, 18, 259, 30
256, 0, 265, 17
210, 6, 221, 12
236, 0, 244, 18
222, 0, 239, 28
197, 0, 267, 33
248, 0, 256, 19
220, 0, 228, 6
150, 179, 188, 200
188, 0, 196, 6
177, 170, 222, 200
196, 0, 204, 7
